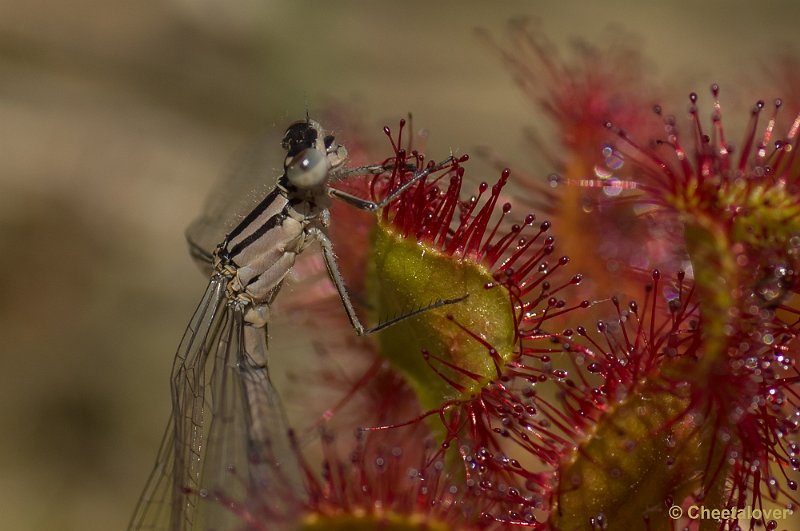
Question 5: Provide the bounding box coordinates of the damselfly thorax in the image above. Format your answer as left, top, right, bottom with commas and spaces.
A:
210, 121, 344, 327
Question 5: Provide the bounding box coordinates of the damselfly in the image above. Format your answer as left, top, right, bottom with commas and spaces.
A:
129, 119, 462, 531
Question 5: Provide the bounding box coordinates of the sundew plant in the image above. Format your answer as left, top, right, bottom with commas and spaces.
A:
199, 26, 800, 531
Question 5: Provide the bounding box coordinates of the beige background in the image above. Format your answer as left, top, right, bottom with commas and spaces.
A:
1, 1, 798, 530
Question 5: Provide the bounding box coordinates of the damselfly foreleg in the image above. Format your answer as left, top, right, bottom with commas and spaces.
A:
306, 227, 467, 336
328, 156, 457, 212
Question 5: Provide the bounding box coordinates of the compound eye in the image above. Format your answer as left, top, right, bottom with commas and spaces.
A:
285, 148, 328, 188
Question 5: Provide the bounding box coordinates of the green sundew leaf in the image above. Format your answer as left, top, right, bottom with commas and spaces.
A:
368, 223, 517, 411
550, 375, 705, 531
729, 182, 800, 250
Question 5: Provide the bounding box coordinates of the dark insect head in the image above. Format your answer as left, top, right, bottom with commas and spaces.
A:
282, 121, 319, 157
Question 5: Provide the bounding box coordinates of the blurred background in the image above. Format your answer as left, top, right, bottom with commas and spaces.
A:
1, 1, 799, 530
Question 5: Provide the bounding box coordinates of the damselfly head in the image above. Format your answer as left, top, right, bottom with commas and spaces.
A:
282, 120, 320, 156
283, 119, 347, 189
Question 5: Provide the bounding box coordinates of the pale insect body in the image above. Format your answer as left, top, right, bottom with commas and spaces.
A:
215, 122, 346, 326
130, 119, 460, 531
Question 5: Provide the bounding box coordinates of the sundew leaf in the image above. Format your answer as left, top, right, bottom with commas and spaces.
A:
368, 222, 517, 411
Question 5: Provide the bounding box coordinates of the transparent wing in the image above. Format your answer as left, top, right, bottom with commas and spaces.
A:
128, 420, 175, 530
198, 306, 304, 530
129, 275, 302, 531
129, 276, 227, 531
186, 131, 285, 273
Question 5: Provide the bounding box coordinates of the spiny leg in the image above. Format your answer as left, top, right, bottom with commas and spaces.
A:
330, 158, 420, 181
327, 156, 456, 213
331, 163, 394, 180
307, 227, 467, 336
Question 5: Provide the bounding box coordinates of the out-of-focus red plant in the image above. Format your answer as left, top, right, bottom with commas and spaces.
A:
477, 20, 680, 312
